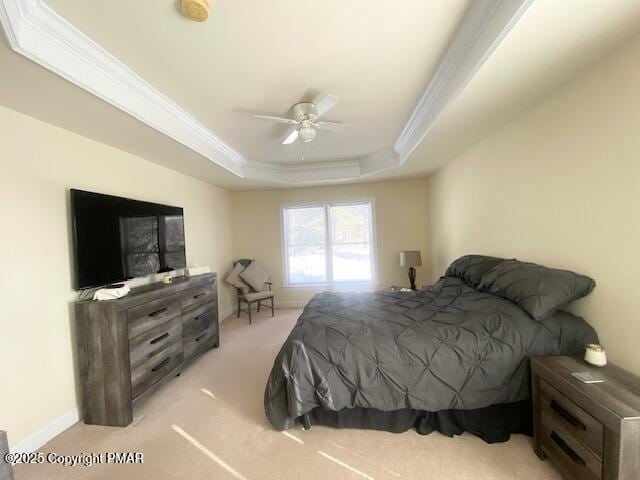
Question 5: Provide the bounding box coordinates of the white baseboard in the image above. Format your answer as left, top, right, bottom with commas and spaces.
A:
219, 306, 236, 323
221, 300, 304, 316
8, 302, 286, 454
275, 301, 306, 308
9, 305, 237, 454
10, 408, 79, 455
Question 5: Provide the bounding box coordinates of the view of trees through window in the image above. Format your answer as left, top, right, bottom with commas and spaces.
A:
283, 202, 373, 285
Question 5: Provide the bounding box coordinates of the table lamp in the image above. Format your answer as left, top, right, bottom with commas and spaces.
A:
400, 250, 422, 290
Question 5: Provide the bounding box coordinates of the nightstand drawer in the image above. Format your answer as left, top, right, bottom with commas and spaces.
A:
540, 379, 603, 458
541, 411, 602, 480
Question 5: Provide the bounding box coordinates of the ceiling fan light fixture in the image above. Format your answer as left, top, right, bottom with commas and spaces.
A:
251, 94, 345, 145
298, 125, 317, 143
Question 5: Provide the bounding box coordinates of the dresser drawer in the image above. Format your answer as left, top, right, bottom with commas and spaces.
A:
181, 281, 217, 313
183, 304, 217, 337
541, 411, 602, 480
184, 324, 218, 359
127, 294, 182, 339
131, 341, 184, 398
540, 379, 603, 458
129, 316, 182, 369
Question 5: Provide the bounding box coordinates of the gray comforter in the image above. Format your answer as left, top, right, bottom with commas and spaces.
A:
264, 277, 598, 430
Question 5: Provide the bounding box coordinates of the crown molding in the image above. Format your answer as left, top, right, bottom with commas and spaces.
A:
359, 149, 401, 177
0, 0, 246, 176
243, 148, 402, 184
0, 0, 531, 185
244, 159, 361, 184
394, 0, 533, 162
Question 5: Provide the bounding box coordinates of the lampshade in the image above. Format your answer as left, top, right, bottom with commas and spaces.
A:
400, 250, 422, 268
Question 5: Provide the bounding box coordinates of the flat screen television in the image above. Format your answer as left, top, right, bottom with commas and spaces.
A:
71, 189, 186, 289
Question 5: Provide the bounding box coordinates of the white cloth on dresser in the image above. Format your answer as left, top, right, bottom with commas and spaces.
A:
92, 284, 131, 301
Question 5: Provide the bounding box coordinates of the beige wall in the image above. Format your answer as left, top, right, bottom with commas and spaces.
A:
232, 179, 429, 305
0, 105, 235, 447
427, 33, 640, 375
5, 27, 639, 451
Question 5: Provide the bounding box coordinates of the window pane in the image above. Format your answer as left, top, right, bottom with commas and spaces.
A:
123, 216, 159, 252
332, 244, 371, 281
126, 253, 160, 277
288, 246, 326, 284
286, 207, 326, 245
164, 251, 186, 270
163, 215, 185, 251
330, 204, 370, 243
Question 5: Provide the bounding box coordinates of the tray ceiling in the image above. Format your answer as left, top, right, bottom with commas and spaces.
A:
2, 0, 640, 188
46, 0, 469, 166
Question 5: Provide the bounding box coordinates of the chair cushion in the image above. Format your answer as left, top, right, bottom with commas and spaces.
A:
244, 291, 275, 302
240, 261, 270, 292
225, 262, 251, 293
477, 259, 596, 321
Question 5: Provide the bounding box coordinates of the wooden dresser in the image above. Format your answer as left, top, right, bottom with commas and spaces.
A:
532, 356, 640, 480
75, 273, 219, 427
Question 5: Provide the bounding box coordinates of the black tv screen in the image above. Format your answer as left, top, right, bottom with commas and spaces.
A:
71, 189, 186, 289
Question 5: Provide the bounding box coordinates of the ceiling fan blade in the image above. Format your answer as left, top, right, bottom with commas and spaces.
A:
316, 121, 349, 132
282, 127, 299, 145
253, 114, 297, 125
314, 94, 339, 117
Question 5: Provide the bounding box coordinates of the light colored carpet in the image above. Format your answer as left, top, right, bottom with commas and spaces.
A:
15, 308, 561, 480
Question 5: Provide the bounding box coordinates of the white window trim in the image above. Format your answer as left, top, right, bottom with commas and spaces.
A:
280, 199, 378, 288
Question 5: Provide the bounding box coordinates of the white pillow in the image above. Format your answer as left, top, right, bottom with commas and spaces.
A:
240, 261, 270, 292
225, 263, 251, 293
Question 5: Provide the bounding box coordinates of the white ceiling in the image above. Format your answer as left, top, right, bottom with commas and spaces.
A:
1, 0, 640, 189
397, 0, 640, 179
44, 0, 470, 166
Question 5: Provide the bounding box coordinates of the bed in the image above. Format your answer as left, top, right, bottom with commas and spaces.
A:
264, 255, 598, 442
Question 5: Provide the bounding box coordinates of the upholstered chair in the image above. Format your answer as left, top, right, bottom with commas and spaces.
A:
230, 259, 275, 324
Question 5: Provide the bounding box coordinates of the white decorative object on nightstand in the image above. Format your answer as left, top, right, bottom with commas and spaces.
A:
584, 344, 607, 367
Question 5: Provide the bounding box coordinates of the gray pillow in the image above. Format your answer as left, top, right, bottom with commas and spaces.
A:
477, 259, 596, 321
225, 262, 251, 293
445, 255, 506, 287
240, 261, 270, 292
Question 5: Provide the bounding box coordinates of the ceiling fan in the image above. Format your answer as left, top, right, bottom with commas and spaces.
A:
251, 94, 349, 144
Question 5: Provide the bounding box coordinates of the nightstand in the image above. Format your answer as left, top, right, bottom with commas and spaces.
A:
531, 356, 640, 480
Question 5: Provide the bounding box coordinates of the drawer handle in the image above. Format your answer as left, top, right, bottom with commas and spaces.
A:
550, 431, 585, 466
150, 332, 169, 345
550, 400, 586, 430
149, 307, 169, 317
195, 332, 208, 342
195, 312, 208, 321
193, 292, 206, 299
151, 357, 171, 372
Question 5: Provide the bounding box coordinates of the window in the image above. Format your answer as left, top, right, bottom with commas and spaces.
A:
282, 201, 375, 286
120, 215, 186, 278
